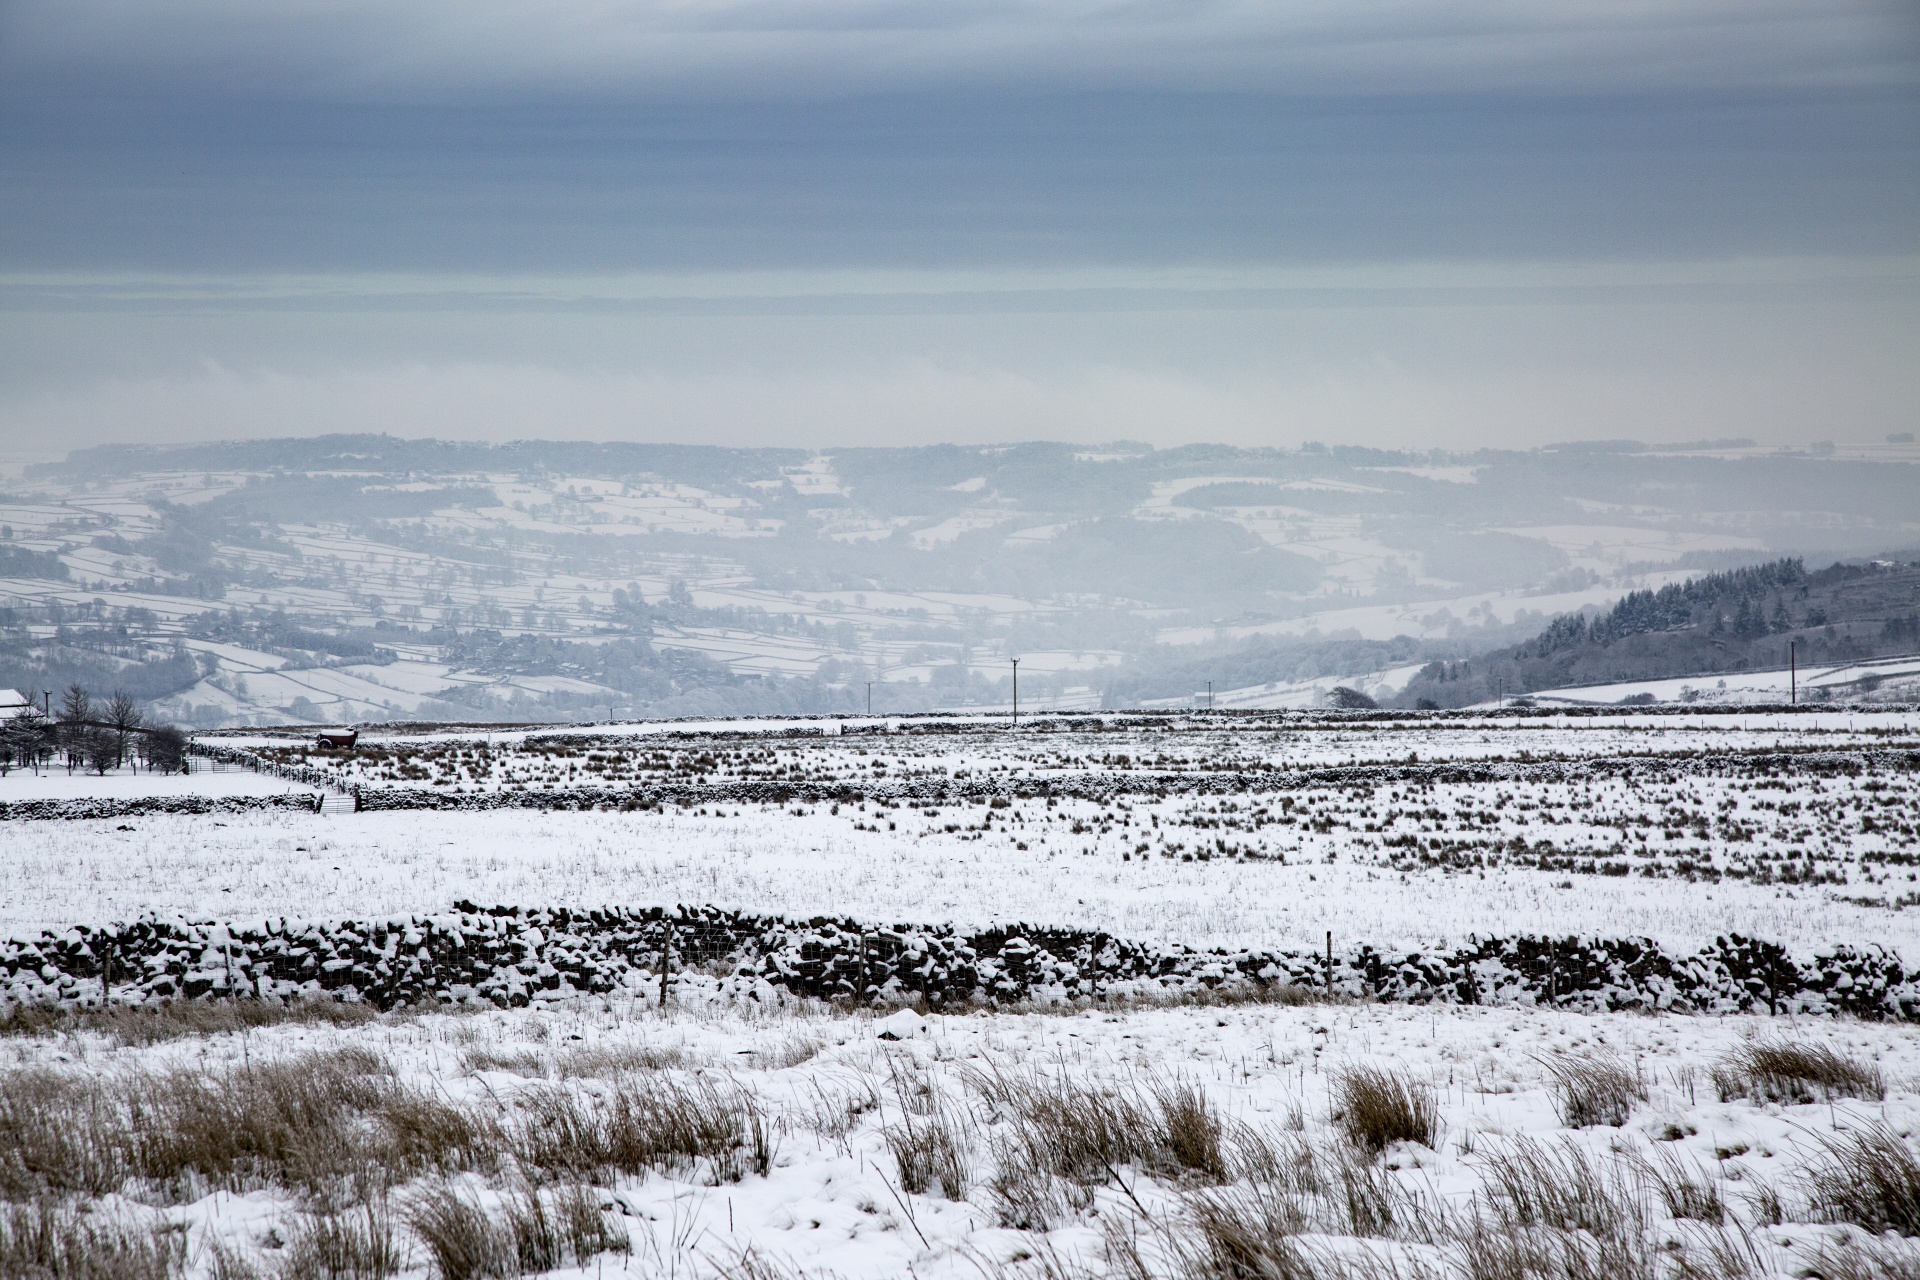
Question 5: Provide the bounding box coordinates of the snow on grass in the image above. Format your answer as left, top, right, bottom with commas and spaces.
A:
4, 992, 1915, 1279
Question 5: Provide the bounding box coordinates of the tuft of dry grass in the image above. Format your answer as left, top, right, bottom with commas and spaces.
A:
1804, 1236, 1920, 1280
1471, 1136, 1644, 1242
1156, 1080, 1228, 1183
1805, 1122, 1920, 1236
0, 1199, 186, 1280
0, 1050, 502, 1206
1712, 1039, 1885, 1105
509, 1075, 772, 1185
1537, 1053, 1645, 1128
970, 1067, 1229, 1192
0, 1068, 130, 1199
1450, 1220, 1653, 1280
884, 1103, 971, 1200
1333, 1068, 1438, 1153
462, 1043, 691, 1079
1635, 1148, 1724, 1225
0, 998, 378, 1046
278, 1205, 401, 1280
406, 1179, 629, 1280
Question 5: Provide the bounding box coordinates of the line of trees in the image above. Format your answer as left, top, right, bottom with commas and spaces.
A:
0, 684, 188, 776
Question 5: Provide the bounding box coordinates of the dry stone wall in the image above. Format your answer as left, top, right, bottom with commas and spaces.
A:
3, 904, 1914, 1021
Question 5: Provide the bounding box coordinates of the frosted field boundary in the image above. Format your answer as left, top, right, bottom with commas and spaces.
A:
0, 792, 322, 821
6, 902, 1916, 1021
184, 741, 1920, 813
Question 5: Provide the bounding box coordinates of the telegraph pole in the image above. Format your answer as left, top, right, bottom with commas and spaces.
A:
867, 682, 872, 715
1011, 658, 1019, 727
1789, 641, 1796, 706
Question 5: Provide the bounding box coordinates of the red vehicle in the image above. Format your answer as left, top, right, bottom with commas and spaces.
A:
315, 730, 359, 750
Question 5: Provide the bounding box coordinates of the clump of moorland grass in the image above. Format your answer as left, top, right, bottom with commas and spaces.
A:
969, 1068, 1229, 1231
884, 1103, 971, 1200
406, 1179, 628, 1280
1473, 1136, 1644, 1241
278, 1205, 401, 1280
1712, 1039, 1885, 1105
0, 997, 378, 1046
0, 1198, 187, 1280
1633, 1147, 1724, 1225
1538, 1052, 1645, 1128
0, 1049, 499, 1206
1805, 1123, 1920, 1236
1333, 1067, 1438, 1153
508, 1075, 771, 1185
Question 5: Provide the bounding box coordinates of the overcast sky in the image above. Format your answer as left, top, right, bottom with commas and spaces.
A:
2, 1, 1916, 459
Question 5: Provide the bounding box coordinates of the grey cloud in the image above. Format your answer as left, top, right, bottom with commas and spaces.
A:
5, 0, 1913, 102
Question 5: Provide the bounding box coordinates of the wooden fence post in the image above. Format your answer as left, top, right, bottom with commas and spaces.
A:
659, 921, 673, 1009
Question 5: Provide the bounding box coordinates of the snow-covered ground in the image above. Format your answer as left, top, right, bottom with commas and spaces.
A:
0, 762, 320, 803
7, 710, 1920, 1277
1525, 652, 1920, 708
4, 795, 1914, 954
7, 711, 1918, 954
221, 706, 1920, 783
6, 990, 1916, 1278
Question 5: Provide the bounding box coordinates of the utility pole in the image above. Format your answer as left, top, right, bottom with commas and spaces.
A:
1207, 680, 1213, 711
1011, 658, 1019, 727
1790, 641, 1796, 706
867, 682, 872, 715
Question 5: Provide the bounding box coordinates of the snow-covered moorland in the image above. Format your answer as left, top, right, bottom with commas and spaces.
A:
3, 990, 1917, 1278
4, 707, 1919, 1277
6, 708, 1917, 954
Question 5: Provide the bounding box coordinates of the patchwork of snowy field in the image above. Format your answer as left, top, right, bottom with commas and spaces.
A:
5, 710, 1920, 1277
4, 991, 1916, 1278
219, 706, 1920, 790
5, 795, 1917, 957
5, 710, 1918, 956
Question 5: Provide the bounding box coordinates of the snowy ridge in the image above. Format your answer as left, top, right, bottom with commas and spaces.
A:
5, 902, 1916, 1021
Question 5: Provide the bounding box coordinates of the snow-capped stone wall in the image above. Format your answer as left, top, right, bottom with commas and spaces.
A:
3, 904, 1913, 1020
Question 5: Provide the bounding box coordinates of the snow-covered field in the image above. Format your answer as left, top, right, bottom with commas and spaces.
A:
221, 706, 1920, 789
6, 710, 1918, 953
0, 763, 319, 803
6, 710, 1920, 1278
5, 989, 1917, 1278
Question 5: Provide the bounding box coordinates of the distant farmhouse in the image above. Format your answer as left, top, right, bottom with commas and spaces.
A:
0, 689, 29, 716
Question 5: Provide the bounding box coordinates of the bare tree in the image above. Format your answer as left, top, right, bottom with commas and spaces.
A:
57, 683, 90, 774
104, 690, 143, 769
144, 724, 189, 775
1, 707, 53, 775
83, 727, 118, 775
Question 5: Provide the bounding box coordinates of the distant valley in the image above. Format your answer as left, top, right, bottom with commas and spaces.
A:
2, 435, 1915, 725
